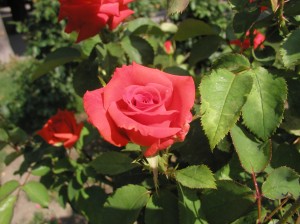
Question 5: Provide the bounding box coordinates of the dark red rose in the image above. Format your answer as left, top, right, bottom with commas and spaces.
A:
37, 110, 83, 148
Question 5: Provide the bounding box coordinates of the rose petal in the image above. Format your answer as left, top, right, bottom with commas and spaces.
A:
108, 102, 181, 139
164, 73, 195, 126
84, 89, 129, 146
104, 63, 173, 109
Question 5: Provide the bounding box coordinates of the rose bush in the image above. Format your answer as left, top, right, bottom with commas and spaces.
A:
37, 110, 83, 148
58, 0, 135, 42
83, 62, 195, 157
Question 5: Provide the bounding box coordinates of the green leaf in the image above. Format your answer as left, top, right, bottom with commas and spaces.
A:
100, 185, 150, 224
79, 35, 101, 57
242, 67, 287, 140
75, 126, 90, 150
230, 124, 271, 173
22, 181, 50, 207
178, 185, 208, 224
228, 0, 249, 10
0, 195, 17, 224
73, 59, 101, 97
175, 165, 216, 189
145, 190, 179, 224
189, 35, 223, 66
262, 167, 300, 200
160, 22, 178, 33
201, 180, 255, 224
280, 29, 300, 67
173, 19, 216, 41
0, 180, 19, 202
53, 158, 74, 174
212, 53, 251, 73
32, 47, 82, 80
233, 10, 260, 34
126, 18, 162, 36
31, 165, 51, 176
163, 66, 190, 76
231, 208, 267, 224
7, 127, 28, 146
270, 143, 300, 174
168, 0, 190, 14
0, 128, 8, 143
91, 152, 138, 175
67, 178, 82, 201
75, 187, 107, 224
121, 36, 154, 65
200, 69, 253, 149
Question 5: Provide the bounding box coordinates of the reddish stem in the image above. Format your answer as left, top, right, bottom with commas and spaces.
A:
252, 171, 262, 224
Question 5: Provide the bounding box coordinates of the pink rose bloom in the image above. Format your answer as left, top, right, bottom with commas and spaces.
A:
58, 0, 134, 42
230, 30, 265, 50
83, 63, 195, 157
37, 110, 83, 148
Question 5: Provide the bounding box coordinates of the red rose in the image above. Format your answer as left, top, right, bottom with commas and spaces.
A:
230, 30, 265, 50
249, 0, 268, 11
58, 0, 134, 42
83, 63, 195, 157
37, 110, 83, 148
164, 40, 174, 54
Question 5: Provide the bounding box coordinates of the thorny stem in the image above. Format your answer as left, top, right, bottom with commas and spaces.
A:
278, 0, 289, 36
265, 197, 289, 222
277, 196, 300, 224
252, 171, 262, 224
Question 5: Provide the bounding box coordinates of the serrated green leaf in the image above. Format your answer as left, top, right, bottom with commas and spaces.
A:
168, 0, 190, 14
189, 35, 223, 66
22, 181, 50, 207
74, 187, 107, 224
200, 69, 253, 149
0, 180, 19, 202
178, 185, 208, 224
242, 67, 287, 140
212, 53, 251, 73
100, 185, 150, 224
201, 180, 255, 224
121, 36, 154, 65
230, 124, 271, 173
0, 195, 17, 224
175, 165, 216, 189
262, 167, 300, 200
173, 19, 216, 41
91, 151, 138, 175
280, 29, 300, 67
32, 47, 82, 80
145, 190, 179, 224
